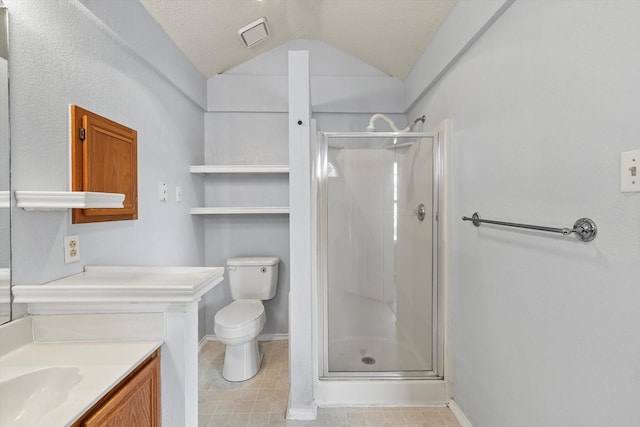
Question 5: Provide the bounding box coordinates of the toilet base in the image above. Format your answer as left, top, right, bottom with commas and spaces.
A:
222, 340, 264, 382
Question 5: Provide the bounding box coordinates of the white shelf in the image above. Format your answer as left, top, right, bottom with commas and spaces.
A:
0, 190, 9, 209
15, 191, 125, 211
190, 165, 289, 174
190, 207, 289, 215
12, 266, 225, 305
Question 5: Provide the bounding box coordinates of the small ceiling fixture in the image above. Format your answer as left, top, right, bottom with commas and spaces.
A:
237, 17, 270, 48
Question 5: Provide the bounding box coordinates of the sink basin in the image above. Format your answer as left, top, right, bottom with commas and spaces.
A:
0, 367, 82, 426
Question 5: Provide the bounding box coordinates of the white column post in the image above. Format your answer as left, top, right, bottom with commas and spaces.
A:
162, 302, 199, 427
286, 50, 317, 420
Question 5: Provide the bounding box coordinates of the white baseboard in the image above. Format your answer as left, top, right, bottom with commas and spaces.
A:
286, 402, 318, 420
199, 333, 289, 352
448, 400, 473, 427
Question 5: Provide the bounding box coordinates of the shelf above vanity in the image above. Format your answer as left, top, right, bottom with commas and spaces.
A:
14, 191, 125, 211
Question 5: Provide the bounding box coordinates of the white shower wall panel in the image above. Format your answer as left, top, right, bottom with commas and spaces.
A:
394, 139, 434, 364
327, 148, 391, 302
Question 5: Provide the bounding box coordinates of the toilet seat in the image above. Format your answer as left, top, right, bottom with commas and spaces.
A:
214, 300, 266, 341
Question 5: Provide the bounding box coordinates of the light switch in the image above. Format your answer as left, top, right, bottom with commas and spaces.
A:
621, 150, 640, 192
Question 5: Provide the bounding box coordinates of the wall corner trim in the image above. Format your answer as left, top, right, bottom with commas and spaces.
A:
449, 400, 473, 427
404, 0, 515, 112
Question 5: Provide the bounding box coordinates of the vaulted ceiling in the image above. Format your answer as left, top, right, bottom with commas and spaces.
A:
138, 0, 458, 80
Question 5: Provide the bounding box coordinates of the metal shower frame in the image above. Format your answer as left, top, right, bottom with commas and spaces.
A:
316, 131, 444, 380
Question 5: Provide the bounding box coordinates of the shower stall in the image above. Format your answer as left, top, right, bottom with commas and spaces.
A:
316, 130, 443, 387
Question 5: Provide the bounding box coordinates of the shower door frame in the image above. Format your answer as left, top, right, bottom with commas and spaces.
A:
317, 131, 444, 380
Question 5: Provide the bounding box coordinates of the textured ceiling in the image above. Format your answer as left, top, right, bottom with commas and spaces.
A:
138, 0, 458, 80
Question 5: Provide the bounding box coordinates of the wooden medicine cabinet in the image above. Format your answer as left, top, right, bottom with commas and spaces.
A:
71, 105, 138, 224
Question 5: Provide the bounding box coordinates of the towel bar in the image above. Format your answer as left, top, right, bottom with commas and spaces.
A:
462, 212, 597, 242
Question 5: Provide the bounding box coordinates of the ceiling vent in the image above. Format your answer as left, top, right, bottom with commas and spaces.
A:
237, 17, 270, 48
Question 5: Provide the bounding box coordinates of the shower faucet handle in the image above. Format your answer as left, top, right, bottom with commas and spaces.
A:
416, 204, 426, 222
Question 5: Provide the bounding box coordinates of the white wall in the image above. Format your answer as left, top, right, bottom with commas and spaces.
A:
6, 0, 206, 286
409, 1, 640, 426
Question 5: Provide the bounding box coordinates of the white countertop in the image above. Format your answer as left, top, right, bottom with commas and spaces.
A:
0, 339, 162, 427
2, 265, 226, 427
11, 266, 225, 310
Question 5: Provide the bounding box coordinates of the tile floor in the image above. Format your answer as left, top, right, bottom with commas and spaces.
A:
199, 340, 461, 427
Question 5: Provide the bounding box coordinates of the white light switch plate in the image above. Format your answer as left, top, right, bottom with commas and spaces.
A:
621, 150, 640, 192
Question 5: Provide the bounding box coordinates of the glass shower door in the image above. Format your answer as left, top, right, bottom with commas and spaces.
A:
321, 133, 439, 377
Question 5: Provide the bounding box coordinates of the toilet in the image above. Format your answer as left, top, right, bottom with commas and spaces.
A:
214, 256, 279, 382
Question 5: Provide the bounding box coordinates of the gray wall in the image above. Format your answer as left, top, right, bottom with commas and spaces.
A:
6, 0, 206, 288
410, 1, 640, 425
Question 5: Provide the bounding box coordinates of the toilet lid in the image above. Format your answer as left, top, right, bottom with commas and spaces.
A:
215, 300, 265, 329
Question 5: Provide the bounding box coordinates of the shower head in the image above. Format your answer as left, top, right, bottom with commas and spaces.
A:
366, 113, 407, 132
366, 113, 426, 132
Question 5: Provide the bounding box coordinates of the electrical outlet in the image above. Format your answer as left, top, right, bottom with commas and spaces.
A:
159, 182, 168, 201
621, 150, 640, 192
64, 235, 80, 263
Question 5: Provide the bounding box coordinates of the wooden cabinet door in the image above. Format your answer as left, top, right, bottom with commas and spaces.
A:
71, 105, 138, 224
76, 352, 160, 427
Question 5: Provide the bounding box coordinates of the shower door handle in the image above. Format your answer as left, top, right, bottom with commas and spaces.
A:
416, 204, 426, 222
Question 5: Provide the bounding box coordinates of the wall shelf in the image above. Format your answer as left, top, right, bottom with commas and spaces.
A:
0, 190, 9, 209
14, 191, 125, 211
190, 165, 289, 174
190, 207, 289, 215
190, 164, 289, 215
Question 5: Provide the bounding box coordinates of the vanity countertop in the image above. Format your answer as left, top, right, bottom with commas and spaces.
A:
0, 314, 165, 427
0, 339, 162, 427
5, 267, 225, 426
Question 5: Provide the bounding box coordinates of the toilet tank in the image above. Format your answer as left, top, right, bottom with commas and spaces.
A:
226, 257, 279, 300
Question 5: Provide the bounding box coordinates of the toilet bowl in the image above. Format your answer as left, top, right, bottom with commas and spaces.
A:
214, 257, 279, 382
214, 300, 266, 381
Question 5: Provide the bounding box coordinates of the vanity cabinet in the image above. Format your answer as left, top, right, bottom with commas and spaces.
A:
73, 350, 160, 427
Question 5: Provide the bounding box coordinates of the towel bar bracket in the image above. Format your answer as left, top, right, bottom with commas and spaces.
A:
462, 213, 597, 242
572, 217, 598, 242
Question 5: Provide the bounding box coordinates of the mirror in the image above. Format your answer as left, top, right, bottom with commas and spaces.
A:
0, 4, 11, 325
